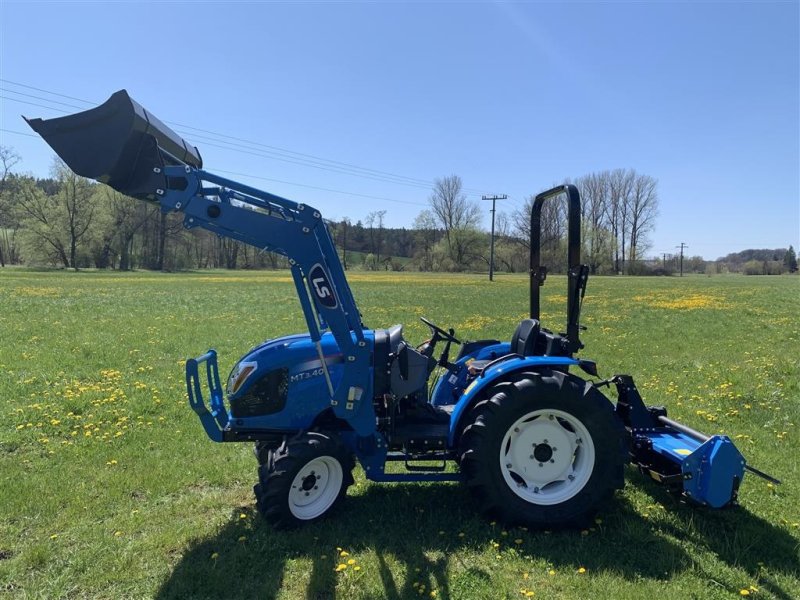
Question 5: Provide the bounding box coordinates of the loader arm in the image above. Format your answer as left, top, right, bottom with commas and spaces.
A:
25, 90, 375, 433
160, 166, 372, 430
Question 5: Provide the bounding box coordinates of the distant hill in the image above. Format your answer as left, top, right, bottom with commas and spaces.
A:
717, 248, 788, 264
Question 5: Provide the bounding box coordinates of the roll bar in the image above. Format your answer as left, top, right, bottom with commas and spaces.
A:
529, 184, 588, 355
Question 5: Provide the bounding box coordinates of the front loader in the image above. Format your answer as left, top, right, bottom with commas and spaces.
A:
26, 90, 779, 529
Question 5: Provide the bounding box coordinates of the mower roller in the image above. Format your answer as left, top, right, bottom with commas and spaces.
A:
26, 90, 779, 529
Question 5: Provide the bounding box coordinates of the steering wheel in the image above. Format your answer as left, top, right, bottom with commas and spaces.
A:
420, 317, 461, 344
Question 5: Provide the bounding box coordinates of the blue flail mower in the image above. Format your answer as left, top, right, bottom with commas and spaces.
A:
613, 375, 779, 508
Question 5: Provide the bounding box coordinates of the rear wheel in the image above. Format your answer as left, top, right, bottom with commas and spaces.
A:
459, 370, 625, 528
254, 431, 354, 529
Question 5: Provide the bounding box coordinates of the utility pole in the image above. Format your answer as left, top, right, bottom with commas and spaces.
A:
676, 242, 688, 277
482, 194, 507, 281
662, 252, 668, 267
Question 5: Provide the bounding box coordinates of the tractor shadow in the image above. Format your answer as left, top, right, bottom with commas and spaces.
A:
155, 475, 799, 600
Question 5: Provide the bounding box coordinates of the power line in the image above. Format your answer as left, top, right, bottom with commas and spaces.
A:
0, 78, 494, 196
0, 79, 95, 105
0, 94, 73, 114
0, 126, 427, 208
1, 92, 438, 192
0, 95, 424, 206
171, 129, 440, 192
0, 88, 87, 111
212, 168, 427, 207
0, 127, 38, 139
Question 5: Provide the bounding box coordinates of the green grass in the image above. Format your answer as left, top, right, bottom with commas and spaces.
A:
1, 269, 798, 599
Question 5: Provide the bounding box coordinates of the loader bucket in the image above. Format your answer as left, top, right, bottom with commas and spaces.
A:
24, 89, 202, 200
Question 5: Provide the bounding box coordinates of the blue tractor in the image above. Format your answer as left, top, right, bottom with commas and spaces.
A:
26, 91, 779, 529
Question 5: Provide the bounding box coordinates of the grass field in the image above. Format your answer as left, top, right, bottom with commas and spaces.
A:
1, 269, 798, 599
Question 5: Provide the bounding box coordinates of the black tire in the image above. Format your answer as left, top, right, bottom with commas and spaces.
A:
253, 441, 276, 467
253, 431, 354, 529
459, 370, 625, 529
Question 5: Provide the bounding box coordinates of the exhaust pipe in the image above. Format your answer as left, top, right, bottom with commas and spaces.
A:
24, 89, 202, 200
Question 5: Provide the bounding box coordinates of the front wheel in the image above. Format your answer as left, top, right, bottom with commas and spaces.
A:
459, 370, 625, 528
254, 431, 354, 529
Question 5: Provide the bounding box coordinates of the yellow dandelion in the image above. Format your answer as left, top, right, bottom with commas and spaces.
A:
239, 513, 247, 519
353, 565, 361, 571
347, 559, 356, 565
238, 536, 247, 542
340, 550, 349, 557
548, 569, 556, 576
50, 534, 58, 539
211, 552, 219, 560
578, 567, 586, 574
739, 591, 750, 596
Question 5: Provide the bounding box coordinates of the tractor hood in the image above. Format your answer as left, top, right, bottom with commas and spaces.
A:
226, 332, 346, 402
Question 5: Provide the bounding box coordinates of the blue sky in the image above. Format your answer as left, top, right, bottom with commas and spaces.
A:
1, 1, 798, 260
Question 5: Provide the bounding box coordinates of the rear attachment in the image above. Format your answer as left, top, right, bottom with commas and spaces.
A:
611, 375, 780, 508
25, 89, 201, 201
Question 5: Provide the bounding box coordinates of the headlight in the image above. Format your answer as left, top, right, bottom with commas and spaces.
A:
227, 361, 257, 395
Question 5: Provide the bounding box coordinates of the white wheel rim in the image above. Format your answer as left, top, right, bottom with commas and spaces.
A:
499, 408, 596, 506
288, 455, 344, 520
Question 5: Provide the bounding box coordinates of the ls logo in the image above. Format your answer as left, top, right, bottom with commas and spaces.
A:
308, 263, 338, 309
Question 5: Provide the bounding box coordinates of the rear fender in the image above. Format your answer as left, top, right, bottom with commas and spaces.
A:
446, 356, 579, 447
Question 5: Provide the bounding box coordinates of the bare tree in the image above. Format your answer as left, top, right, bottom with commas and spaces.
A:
627, 174, 659, 267
576, 171, 611, 274
52, 159, 96, 270
365, 209, 387, 262
428, 175, 482, 267
606, 168, 634, 273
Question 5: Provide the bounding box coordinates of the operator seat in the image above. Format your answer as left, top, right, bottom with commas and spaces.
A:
510, 318, 540, 356
467, 319, 541, 375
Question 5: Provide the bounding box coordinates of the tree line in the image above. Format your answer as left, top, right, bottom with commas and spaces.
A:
1, 145, 673, 274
